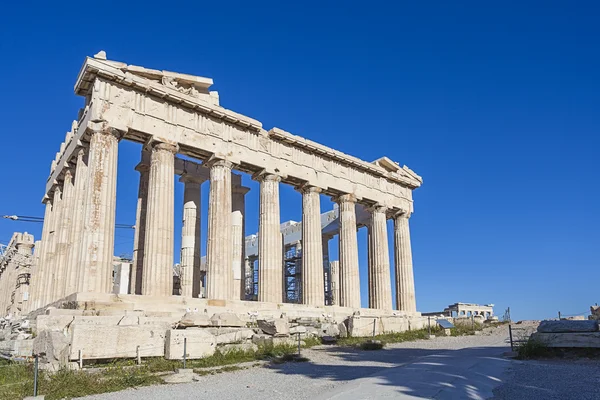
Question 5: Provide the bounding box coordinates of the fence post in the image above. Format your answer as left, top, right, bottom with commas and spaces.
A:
558, 311, 561, 320
297, 332, 301, 356
78, 350, 83, 369
136, 345, 141, 366
33, 355, 39, 397
183, 338, 187, 369
509, 324, 514, 351
428, 317, 431, 336
372, 319, 376, 338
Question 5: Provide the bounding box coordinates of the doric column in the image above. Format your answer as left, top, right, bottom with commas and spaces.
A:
141, 142, 178, 296
179, 176, 202, 297
13, 234, 34, 316
206, 159, 233, 300
232, 182, 250, 300
53, 169, 75, 299
337, 194, 361, 308
45, 187, 63, 304
394, 211, 417, 312
25, 240, 41, 313
31, 200, 53, 309
367, 205, 392, 310
78, 127, 120, 293
66, 149, 88, 296
300, 185, 324, 306
130, 151, 150, 295
256, 174, 283, 303
330, 260, 340, 306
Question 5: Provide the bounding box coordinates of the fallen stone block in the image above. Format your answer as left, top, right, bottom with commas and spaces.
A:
251, 334, 273, 346
258, 318, 290, 337
211, 328, 255, 344
290, 326, 307, 335
72, 316, 123, 327
70, 324, 166, 360
33, 331, 69, 361
538, 320, 599, 333
338, 322, 348, 338
117, 315, 140, 326
531, 332, 600, 347
165, 329, 216, 360
36, 315, 74, 333
0, 339, 34, 358
46, 309, 83, 316
211, 312, 246, 327
220, 343, 258, 354
348, 316, 380, 337
380, 316, 409, 334
178, 313, 212, 327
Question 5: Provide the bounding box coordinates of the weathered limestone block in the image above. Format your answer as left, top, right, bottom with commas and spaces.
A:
139, 316, 179, 328
258, 319, 290, 337
165, 329, 216, 360
210, 312, 246, 327
117, 316, 140, 326
36, 315, 74, 333
338, 322, 348, 338
320, 323, 340, 337
273, 337, 304, 346
70, 325, 167, 360
290, 326, 307, 335
531, 332, 600, 348
220, 343, 258, 354
348, 316, 381, 337
0, 339, 34, 358
538, 320, 599, 333
46, 309, 84, 316
178, 313, 212, 327
72, 316, 123, 327
206, 328, 255, 344
251, 334, 272, 346
33, 331, 69, 361
380, 317, 409, 333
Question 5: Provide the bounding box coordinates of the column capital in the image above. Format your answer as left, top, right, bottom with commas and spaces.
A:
393, 209, 412, 220
150, 141, 179, 154
87, 123, 123, 139
206, 157, 233, 170
252, 171, 282, 183
297, 184, 322, 195
333, 193, 357, 204
368, 204, 388, 214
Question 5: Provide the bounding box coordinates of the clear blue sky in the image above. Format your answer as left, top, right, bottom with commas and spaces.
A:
0, 1, 598, 321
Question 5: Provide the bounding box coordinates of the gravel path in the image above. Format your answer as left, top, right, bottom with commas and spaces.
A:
77, 326, 600, 399
82, 326, 514, 400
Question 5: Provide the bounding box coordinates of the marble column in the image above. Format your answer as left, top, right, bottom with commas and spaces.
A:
130, 151, 150, 295
78, 128, 120, 293
179, 176, 202, 297
31, 200, 53, 309
256, 174, 283, 303
367, 205, 392, 310
54, 169, 75, 299
231, 210, 243, 300
337, 194, 361, 308
45, 187, 62, 304
232, 183, 249, 300
300, 185, 324, 306
206, 159, 233, 300
13, 234, 34, 316
330, 260, 340, 306
394, 212, 417, 312
26, 240, 41, 313
141, 142, 178, 296
66, 149, 88, 296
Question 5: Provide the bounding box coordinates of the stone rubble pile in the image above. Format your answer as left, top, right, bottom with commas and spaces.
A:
531, 319, 600, 348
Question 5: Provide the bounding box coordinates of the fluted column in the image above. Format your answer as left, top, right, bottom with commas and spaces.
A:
256, 174, 283, 303
300, 185, 324, 306
130, 151, 150, 295
330, 260, 340, 306
54, 169, 75, 298
394, 212, 417, 312
25, 240, 41, 313
66, 149, 88, 296
337, 194, 361, 308
232, 183, 249, 300
31, 200, 53, 309
13, 234, 34, 317
78, 127, 120, 293
367, 205, 392, 310
141, 142, 178, 296
206, 159, 233, 300
44, 187, 62, 304
179, 176, 202, 297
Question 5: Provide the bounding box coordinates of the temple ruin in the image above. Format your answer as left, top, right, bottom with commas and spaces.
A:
0, 52, 426, 365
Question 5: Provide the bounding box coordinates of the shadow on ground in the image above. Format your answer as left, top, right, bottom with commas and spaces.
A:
267, 345, 517, 399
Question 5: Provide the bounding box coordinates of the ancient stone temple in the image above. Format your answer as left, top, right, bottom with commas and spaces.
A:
12, 49, 422, 323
